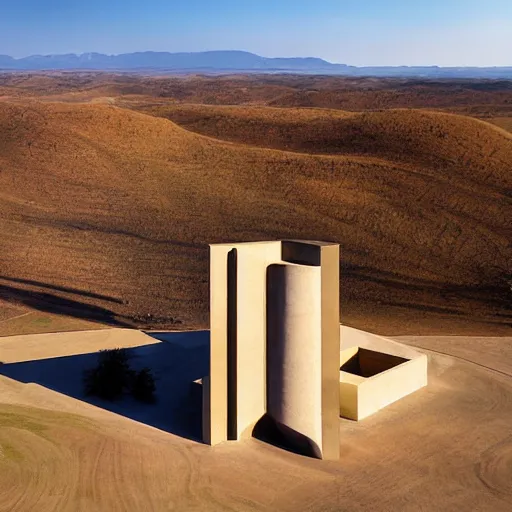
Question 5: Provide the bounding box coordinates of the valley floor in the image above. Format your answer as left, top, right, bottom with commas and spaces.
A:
0, 328, 511, 511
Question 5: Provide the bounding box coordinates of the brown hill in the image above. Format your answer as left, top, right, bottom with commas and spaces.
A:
143, 104, 512, 184
267, 86, 512, 111
2, 73, 511, 112
0, 101, 510, 335
489, 117, 512, 133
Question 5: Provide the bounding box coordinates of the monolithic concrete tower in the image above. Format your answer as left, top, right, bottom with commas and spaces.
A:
204, 240, 340, 460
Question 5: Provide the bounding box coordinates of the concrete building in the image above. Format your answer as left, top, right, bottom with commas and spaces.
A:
201, 240, 427, 460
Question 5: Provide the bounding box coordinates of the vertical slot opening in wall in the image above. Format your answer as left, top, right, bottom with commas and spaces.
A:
227, 248, 238, 440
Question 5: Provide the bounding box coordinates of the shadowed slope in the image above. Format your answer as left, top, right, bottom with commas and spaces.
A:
0, 101, 510, 334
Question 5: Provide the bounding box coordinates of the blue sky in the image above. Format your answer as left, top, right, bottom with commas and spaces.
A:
1, 0, 511, 66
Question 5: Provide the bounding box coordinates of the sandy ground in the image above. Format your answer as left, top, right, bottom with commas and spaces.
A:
0, 328, 511, 511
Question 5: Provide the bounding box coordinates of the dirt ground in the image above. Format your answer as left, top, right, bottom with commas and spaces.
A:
0, 328, 511, 511
0, 101, 510, 335
0, 73, 510, 510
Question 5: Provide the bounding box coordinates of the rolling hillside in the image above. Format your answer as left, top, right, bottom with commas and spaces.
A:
2, 74, 512, 114
0, 101, 510, 334
143, 104, 512, 175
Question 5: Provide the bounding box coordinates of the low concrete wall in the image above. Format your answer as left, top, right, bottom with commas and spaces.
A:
339, 327, 428, 421
357, 356, 427, 420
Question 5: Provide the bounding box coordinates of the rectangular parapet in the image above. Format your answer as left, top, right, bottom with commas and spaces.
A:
339, 345, 427, 421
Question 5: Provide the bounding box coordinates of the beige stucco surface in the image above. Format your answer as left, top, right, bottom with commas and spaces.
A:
208, 242, 282, 444
318, 244, 341, 460
234, 243, 283, 439
357, 356, 427, 420
339, 327, 428, 420
207, 240, 340, 459
267, 263, 323, 455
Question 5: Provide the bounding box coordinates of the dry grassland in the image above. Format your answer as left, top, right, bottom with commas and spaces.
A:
0, 100, 510, 334
0, 75, 511, 511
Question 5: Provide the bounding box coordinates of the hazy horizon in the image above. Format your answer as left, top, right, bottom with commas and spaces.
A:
1, 0, 511, 67
2, 49, 512, 69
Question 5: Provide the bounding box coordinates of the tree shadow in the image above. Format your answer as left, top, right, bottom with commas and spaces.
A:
0, 331, 210, 441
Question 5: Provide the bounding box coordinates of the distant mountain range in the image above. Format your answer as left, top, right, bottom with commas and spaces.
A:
0, 51, 511, 78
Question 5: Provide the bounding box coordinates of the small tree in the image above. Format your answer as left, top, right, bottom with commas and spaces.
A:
83, 349, 156, 404
130, 368, 156, 403
83, 349, 131, 401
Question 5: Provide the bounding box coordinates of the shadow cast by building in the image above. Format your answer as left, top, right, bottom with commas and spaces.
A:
0, 330, 209, 441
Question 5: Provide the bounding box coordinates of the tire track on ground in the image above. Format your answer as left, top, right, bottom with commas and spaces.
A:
404, 344, 512, 379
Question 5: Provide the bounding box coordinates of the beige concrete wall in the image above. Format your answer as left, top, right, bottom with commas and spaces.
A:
207, 244, 230, 445
234, 243, 282, 439
340, 346, 359, 367
338, 333, 428, 421
207, 240, 340, 460
339, 375, 362, 421
339, 347, 362, 420
319, 244, 341, 460
208, 242, 282, 444
267, 263, 323, 456
357, 355, 427, 420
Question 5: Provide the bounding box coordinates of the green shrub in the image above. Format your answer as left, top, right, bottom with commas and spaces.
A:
83, 349, 156, 403
130, 368, 156, 403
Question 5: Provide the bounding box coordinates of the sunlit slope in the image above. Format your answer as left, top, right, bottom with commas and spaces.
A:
0, 102, 510, 333
266, 85, 512, 111
488, 117, 512, 134
145, 104, 512, 187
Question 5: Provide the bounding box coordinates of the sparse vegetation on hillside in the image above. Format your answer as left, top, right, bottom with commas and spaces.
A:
1, 73, 512, 115
488, 117, 512, 134
1, 73, 512, 512
143, 104, 512, 178
0, 90, 510, 335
